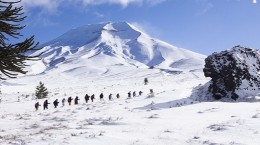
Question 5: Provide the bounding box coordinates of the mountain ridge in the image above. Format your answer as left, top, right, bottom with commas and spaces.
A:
30, 22, 206, 74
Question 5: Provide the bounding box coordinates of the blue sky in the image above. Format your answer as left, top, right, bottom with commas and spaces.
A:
16, 0, 260, 55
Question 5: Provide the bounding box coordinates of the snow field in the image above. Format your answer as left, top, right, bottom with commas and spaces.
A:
1, 67, 260, 145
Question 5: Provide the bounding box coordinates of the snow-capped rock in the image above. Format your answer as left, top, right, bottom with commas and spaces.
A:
203, 45, 260, 100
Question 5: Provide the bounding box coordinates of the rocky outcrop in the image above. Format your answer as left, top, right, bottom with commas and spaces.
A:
203, 46, 260, 100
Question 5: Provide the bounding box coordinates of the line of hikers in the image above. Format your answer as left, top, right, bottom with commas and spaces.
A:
35, 90, 146, 111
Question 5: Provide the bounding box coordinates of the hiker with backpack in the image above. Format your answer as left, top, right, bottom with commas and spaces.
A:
139, 91, 143, 96
128, 91, 131, 98
35, 102, 41, 111
62, 98, 66, 106
108, 94, 112, 101
91, 94, 95, 102
53, 99, 59, 108
43, 100, 50, 110
116, 93, 120, 99
85, 94, 90, 103
100, 93, 104, 101
68, 97, 73, 106
133, 91, 136, 97
149, 89, 155, 97
74, 96, 80, 105
144, 78, 148, 85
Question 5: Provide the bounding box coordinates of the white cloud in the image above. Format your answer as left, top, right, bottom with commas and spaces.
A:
19, 0, 166, 12
20, 0, 62, 12
80, 0, 141, 7
145, 0, 166, 7
69, 0, 166, 7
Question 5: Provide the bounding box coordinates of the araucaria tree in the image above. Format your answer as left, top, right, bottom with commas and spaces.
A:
35, 82, 48, 99
0, 0, 39, 80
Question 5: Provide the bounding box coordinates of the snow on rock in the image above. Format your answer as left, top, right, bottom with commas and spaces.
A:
31, 22, 205, 73
203, 45, 260, 100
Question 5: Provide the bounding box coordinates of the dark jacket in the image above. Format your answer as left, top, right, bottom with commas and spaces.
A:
44, 100, 50, 106
100, 93, 104, 99
53, 99, 59, 107
68, 97, 73, 102
74, 96, 80, 104
91, 94, 95, 100
85, 94, 90, 101
109, 94, 112, 100
128, 92, 131, 98
35, 102, 40, 109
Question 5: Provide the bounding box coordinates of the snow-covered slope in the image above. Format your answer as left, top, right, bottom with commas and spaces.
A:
1, 66, 260, 145
31, 22, 205, 74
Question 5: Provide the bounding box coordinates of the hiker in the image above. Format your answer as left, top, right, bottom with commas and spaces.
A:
43, 100, 50, 110
108, 94, 112, 101
53, 99, 59, 108
144, 78, 148, 85
35, 102, 41, 111
62, 98, 66, 106
128, 91, 131, 98
100, 93, 104, 101
74, 96, 80, 105
68, 97, 73, 106
91, 94, 95, 102
149, 89, 154, 97
133, 91, 136, 97
85, 94, 90, 103
139, 91, 143, 96
116, 93, 120, 99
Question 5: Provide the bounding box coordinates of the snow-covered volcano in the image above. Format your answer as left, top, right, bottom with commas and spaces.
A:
31, 22, 205, 74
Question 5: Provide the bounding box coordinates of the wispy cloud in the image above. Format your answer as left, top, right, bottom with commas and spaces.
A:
32, 12, 58, 27
80, 0, 166, 7
130, 21, 162, 37
20, 0, 62, 13
145, 0, 166, 7
17, 0, 166, 26
19, 0, 166, 12
195, 0, 214, 16
94, 11, 105, 18
201, 2, 213, 14
80, 0, 141, 7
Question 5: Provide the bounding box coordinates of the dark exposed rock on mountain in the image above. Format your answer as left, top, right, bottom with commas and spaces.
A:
203, 45, 260, 100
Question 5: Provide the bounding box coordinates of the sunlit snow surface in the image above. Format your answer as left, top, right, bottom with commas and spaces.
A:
1, 65, 260, 145
0, 22, 260, 145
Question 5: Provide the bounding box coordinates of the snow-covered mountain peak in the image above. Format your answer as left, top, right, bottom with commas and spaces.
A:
32, 22, 206, 75
41, 22, 141, 48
